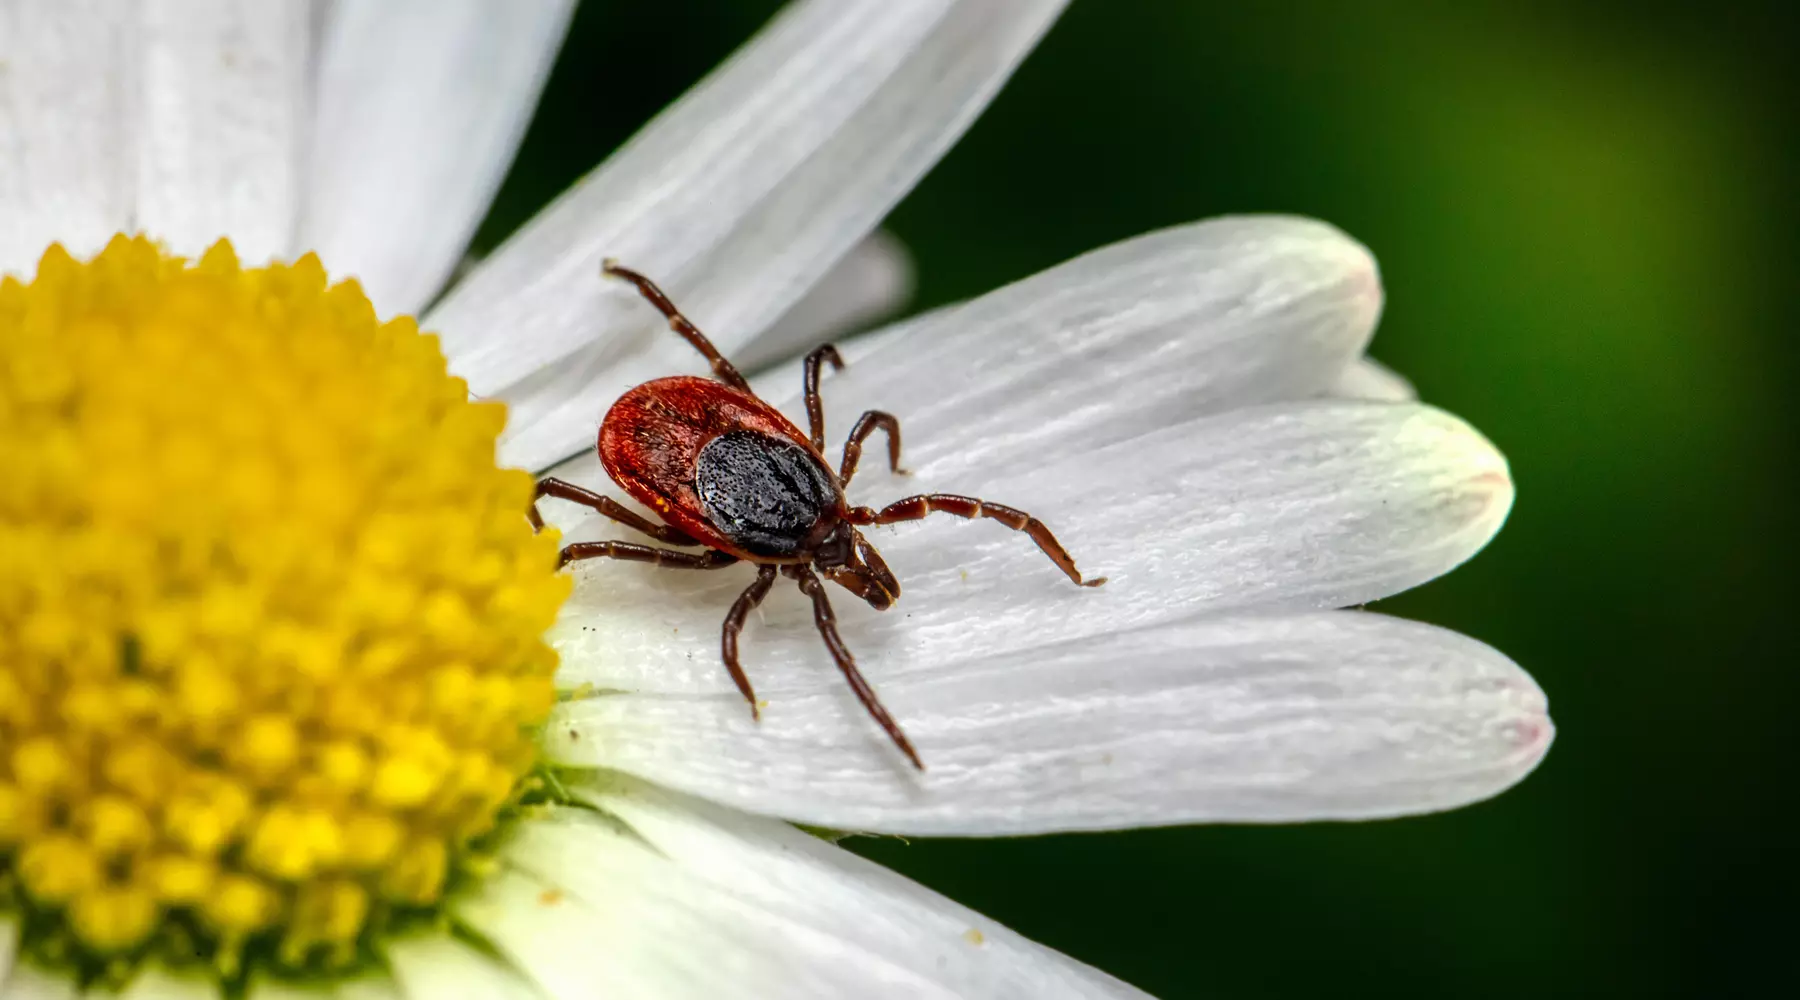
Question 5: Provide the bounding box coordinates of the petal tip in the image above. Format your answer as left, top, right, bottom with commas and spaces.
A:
1342, 238, 1385, 332
1503, 672, 1555, 773
1297, 216, 1384, 330
1507, 709, 1556, 774
1419, 405, 1516, 526
1224, 213, 1386, 336
1450, 648, 1553, 808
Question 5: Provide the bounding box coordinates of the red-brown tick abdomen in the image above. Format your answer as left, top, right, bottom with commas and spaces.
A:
599, 375, 826, 559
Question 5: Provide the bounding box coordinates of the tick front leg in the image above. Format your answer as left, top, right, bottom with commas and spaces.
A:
531, 477, 700, 545
788, 565, 923, 770
721, 565, 779, 720
838, 410, 906, 487
801, 344, 845, 451
602, 260, 751, 391
557, 540, 738, 571
856, 494, 1107, 588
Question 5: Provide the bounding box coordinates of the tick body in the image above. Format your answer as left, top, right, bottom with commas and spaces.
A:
600, 376, 837, 562
531, 261, 1105, 770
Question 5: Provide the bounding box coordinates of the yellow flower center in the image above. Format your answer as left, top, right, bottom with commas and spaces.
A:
0, 236, 569, 984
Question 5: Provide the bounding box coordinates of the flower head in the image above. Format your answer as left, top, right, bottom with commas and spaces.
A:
0, 1, 1550, 997
2, 235, 567, 984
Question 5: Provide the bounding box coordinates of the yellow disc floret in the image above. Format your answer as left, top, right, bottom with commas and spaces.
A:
0, 236, 569, 981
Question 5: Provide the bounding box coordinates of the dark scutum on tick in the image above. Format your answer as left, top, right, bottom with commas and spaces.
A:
696, 431, 835, 557
528, 260, 1106, 770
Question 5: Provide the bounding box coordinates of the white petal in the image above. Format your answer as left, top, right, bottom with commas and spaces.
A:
550, 612, 1550, 832
0, 1, 136, 273
385, 934, 543, 1000
1, 961, 75, 999
456, 800, 1148, 999
796, 215, 1379, 485
572, 781, 1147, 997
429, 0, 1070, 472
1332, 355, 1417, 402
460, 865, 958, 1000
303, 0, 575, 316
745, 300, 950, 401
118, 965, 220, 1000
0, 917, 14, 987
734, 230, 915, 372
334, 974, 402, 1000
136, 0, 312, 262
246, 980, 330, 1000
547, 400, 1511, 695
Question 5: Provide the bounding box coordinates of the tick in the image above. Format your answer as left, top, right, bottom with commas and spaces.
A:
529, 261, 1105, 769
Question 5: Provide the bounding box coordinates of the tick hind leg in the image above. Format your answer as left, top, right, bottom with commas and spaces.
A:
556, 540, 738, 572
788, 565, 923, 770
721, 565, 779, 720
602, 260, 751, 391
530, 477, 700, 545
853, 494, 1106, 588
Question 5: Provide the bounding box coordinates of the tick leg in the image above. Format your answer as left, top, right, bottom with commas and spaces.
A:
838, 410, 906, 487
853, 494, 1106, 588
557, 541, 738, 572
787, 565, 923, 770
802, 344, 845, 451
721, 565, 779, 719
602, 260, 751, 391
531, 477, 699, 545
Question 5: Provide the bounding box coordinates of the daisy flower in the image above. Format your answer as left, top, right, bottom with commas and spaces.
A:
0, 1, 1553, 998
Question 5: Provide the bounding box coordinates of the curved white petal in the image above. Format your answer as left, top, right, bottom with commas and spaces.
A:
334, 974, 403, 1000
572, 780, 1147, 997
248, 980, 329, 1000
746, 217, 1379, 420
428, 0, 1070, 472
461, 865, 965, 1000
0, 1, 136, 273
0, 1, 309, 272
550, 613, 1550, 832
386, 935, 543, 1000
1, 961, 75, 999
0, 917, 14, 988
793, 215, 1379, 485
303, 0, 574, 316
1332, 355, 1417, 402
136, 0, 312, 263
118, 965, 221, 1000
455, 799, 1149, 999
547, 400, 1511, 695
737, 229, 915, 372
745, 299, 939, 403
122, 971, 218, 1000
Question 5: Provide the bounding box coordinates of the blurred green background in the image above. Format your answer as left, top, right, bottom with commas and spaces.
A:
474, 2, 1795, 997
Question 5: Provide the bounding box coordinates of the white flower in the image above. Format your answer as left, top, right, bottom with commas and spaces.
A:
0, 1, 1551, 998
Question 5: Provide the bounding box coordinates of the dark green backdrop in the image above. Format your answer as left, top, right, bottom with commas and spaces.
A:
474, 3, 1796, 997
